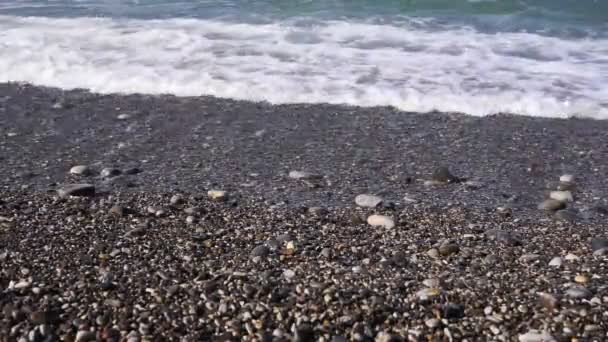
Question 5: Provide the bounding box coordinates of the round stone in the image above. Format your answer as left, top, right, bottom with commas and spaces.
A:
250, 245, 270, 258
283, 269, 296, 279
549, 191, 573, 202
100, 168, 121, 178
430, 166, 461, 183
548, 257, 562, 267
170, 194, 184, 205
565, 286, 592, 299
354, 194, 383, 208
69, 165, 91, 176
439, 243, 460, 256
367, 215, 395, 229
574, 274, 589, 284
207, 190, 227, 201
538, 199, 566, 211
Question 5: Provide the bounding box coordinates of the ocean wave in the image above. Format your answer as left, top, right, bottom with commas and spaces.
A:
1, 15, 607, 118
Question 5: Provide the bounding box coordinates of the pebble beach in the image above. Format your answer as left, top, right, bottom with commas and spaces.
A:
1, 83, 608, 341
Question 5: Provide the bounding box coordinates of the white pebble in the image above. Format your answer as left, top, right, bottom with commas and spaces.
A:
550, 190, 573, 202
548, 257, 563, 267
564, 253, 579, 261
518, 330, 556, 342
69, 165, 90, 176
354, 194, 383, 208
207, 190, 227, 201
367, 215, 395, 229
560, 174, 574, 183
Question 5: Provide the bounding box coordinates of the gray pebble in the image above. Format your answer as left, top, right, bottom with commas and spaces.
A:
57, 184, 95, 198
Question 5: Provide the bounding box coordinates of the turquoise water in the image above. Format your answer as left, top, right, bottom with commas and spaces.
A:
1, 0, 607, 117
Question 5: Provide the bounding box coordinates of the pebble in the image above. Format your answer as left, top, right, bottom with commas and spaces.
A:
425, 318, 441, 329
439, 243, 460, 256
109, 205, 128, 217
367, 215, 395, 229
57, 184, 95, 198
557, 181, 575, 191
100, 168, 121, 178
426, 248, 439, 259
554, 209, 578, 222
207, 190, 227, 201
117, 113, 131, 120
518, 330, 556, 342
564, 253, 579, 261
250, 245, 270, 258
560, 174, 574, 183
548, 257, 562, 267
170, 194, 184, 205
422, 278, 441, 288
69, 165, 91, 176
549, 190, 573, 202
593, 248, 608, 256
538, 293, 558, 311
519, 254, 540, 263
354, 194, 383, 208
574, 274, 589, 284
288, 170, 320, 180
565, 286, 592, 299
430, 166, 461, 183
416, 288, 441, 301
186, 216, 195, 224
537, 199, 566, 211
283, 269, 296, 279
484, 229, 522, 246
75, 330, 96, 342
320, 248, 331, 258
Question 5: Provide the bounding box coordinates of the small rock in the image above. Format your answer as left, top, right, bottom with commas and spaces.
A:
443, 303, 465, 319
250, 245, 270, 258
355, 194, 383, 208
283, 269, 296, 280
207, 190, 227, 202
554, 209, 578, 222
557, 181, 575, 191
538, 292, 559, 311
574, 274, 589, 284
422, 278, 441, 288
425, 318, 441, 329
69, 165, 91, 176
484, 229, 522, 246
439, 243, 460, 257
593, 248, 608, 256
430, 166, 461, 183
519, 254, 540, 263
538, 199, 566, 211
416, 288, 441, 301
288, 171, 321, 180
186, 216, 196, 224
548, 257, 562, 267
170, 194, 184, 205
124, 167, 142, 175
549, 191, 573, 202
518, 330, 556, 342
109, 205, 129, 217
564, 253, 579, 261
559, 174, 574, 183
367, 215, 395, 229
565, 286, 592, 299
427, 248, 440, 259
100, 168, 121, 178
117, 113, 131, 120
320, 248, 331, 259
75, 330, 96, 342
57, 184, 95, 198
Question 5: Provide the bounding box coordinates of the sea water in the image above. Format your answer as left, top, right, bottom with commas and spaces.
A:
0, 0, 607, 118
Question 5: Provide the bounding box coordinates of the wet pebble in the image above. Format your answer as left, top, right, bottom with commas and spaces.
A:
355, 194, 383, 208
367, 214, 395, 229
69, 165, 91, 176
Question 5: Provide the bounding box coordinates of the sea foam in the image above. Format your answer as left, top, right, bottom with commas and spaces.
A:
1, 15, 607, 118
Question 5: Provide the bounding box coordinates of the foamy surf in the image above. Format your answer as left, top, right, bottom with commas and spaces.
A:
1, 15, 607, 118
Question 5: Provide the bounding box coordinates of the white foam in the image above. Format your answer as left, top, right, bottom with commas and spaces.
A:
1, 15, 607, 118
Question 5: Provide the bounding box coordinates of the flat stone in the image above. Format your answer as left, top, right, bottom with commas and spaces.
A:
430, 166, 461, 183
548, 257, 562, 267
367, 215, 395, 229
560, 174, 574, 183
565, 286, 592, 299
57, 184, 95, 198
538, 199, 566, 211
518, 330, 556, 342
288, 171, 320, 180
439, 243, 460, 256
591, 238, 608, 252
519, 254, 540, 263
564, 253, 579, 261
250, 245, 270, 258
557, 181, 575, 191
549, 191, 573, 202
484, 229, 522, 246
69, 165, 91, 176
354, 194, 383, 208
208, 190, 227, 201
170, 194, 184, 205
100, 168, 121, 178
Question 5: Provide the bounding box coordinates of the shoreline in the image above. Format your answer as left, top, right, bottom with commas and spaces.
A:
1, 82, 608, 340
